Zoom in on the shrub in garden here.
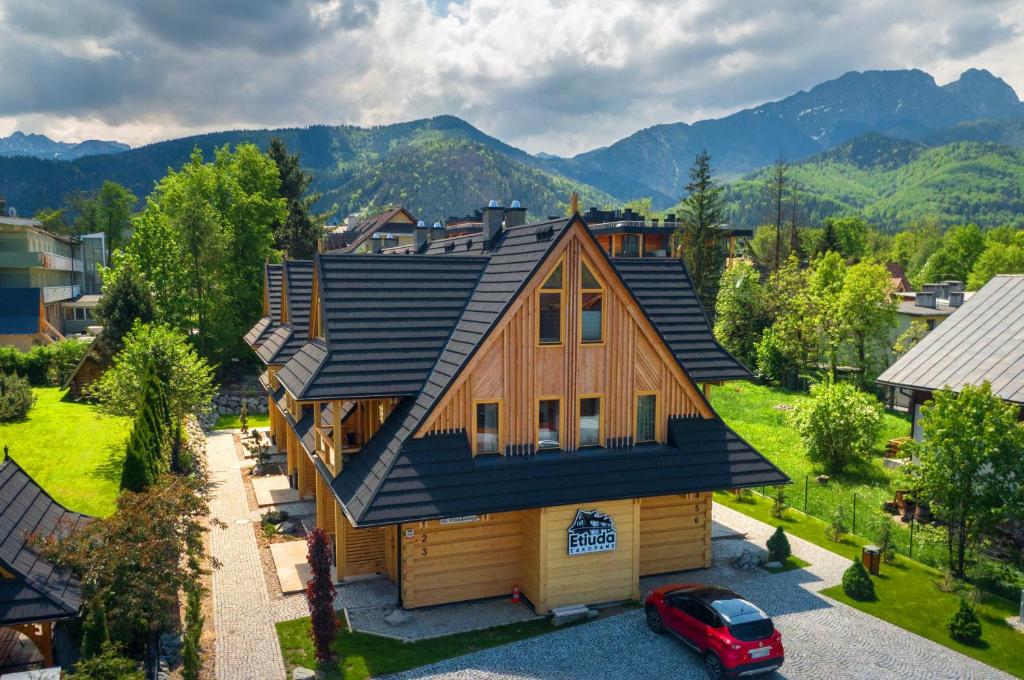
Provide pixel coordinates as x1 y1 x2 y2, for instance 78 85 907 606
877 519 896 564
946 598 982 643
766 526 791 562
0 340 89 386
841 559 876 600
306 527 338 663
770 486 787 519
0 372 35 422
181 584 204 680
80 596 110 659
65 643 143 680
790 380 882 475
826 506 848 542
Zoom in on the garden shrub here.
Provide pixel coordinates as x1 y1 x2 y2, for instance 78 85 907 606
946 598 982 643
65 642 144 680
877 519 896 564
826 506 848 543
0 372 35 422
841 559 876 600
0 340 89 386
790 380 882 475
967 560 1024 602
770 486 787 519
261 510 290 524
766 526 791 562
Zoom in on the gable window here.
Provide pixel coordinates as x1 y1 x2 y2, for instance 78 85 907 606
538 263 563 345
580 262 603 344
475 401 501 454
537 398 561 449
636 393 657 443
579 396 602 447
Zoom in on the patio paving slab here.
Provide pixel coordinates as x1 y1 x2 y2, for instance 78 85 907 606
252 474 300 507
270 539 339 594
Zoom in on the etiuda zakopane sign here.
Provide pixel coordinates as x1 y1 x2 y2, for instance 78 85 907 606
567 508 617 555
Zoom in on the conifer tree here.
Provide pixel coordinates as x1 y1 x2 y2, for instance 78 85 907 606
80 595 110 659
819 219 841 255
95 257 156 354
677 150 726 311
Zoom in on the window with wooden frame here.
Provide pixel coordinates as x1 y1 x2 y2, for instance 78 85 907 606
473 400 502 455
537 397 562 450
636 391 658 443
578 394 603 448
619 234 640 257
537 261 564 345
579 262 604 344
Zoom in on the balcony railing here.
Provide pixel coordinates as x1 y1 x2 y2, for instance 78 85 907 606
0 251 82 271
42 285 80 303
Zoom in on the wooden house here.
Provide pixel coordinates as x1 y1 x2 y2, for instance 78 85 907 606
0 456 86 670
246 211 786 612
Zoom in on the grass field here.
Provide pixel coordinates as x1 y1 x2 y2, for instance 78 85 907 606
0 388 131 516
718 492 1024 678
277 616 570 679
214 412 270 430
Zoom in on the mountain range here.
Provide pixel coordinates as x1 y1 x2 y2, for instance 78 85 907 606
0 131 129 161
1 67 1024 228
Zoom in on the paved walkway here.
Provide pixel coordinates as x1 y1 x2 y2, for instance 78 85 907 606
388 503 1014 680
207 431 287 680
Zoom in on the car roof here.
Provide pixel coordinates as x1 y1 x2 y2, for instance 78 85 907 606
669 586 769 626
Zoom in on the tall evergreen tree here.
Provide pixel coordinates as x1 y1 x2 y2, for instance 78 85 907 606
80 595 110 659
762 154 789 271
819 218 841 255
268 137 326 259
95 256 156 354
677 150 726 311
118 362 172 491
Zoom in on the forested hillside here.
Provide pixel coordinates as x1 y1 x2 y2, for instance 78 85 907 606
724 137 1024 231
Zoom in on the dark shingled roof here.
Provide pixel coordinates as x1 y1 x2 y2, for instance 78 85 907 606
277 254 488 400
335 414 787 526
255 260 313 365
613 258 750 382
878 275 1024 403
244 264 285 348
0 288 41 335
0 457 86 625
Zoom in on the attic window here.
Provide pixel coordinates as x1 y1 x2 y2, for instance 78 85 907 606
580 262 604 344
538 262 564 345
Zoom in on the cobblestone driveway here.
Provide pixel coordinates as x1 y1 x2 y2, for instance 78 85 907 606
388 503 1013 680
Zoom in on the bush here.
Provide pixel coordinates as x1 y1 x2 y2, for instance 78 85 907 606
770 486 787 519
842 559 876 600
826 506 848 543
946 598 982 643
0 340 89 387
755 327 797 386
967 560 1024 602
877 519 896 564
261 510 290 524
0 372 35 422
65 642 144 680
766 526 791 562
790 380 883 475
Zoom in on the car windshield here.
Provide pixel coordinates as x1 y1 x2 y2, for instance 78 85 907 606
728 619 775 641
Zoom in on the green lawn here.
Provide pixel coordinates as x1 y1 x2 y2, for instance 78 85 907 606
764 554 810 574
276 616 570 679
0 388 131 516
214 412 270 430
718 492 1024 678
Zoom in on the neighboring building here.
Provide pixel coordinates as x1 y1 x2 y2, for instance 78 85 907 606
323 207 419 253
886 262 912 293
247 210 784 612
0 215 107 346
0 456 86 671
878 275 1024 439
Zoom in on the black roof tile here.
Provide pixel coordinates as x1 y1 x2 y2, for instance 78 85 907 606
255 260 313 365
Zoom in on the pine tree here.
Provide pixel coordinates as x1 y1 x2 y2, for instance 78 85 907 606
677 150 726 312
305 527 338 663
268 138 326 259
95 257 156 354
819 219 841 255
80 596 110 659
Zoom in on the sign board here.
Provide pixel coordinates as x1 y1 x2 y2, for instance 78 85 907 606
440 515 480 525
567 509 616 556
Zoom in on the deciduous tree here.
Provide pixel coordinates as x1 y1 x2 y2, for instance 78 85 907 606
790 380 882 475
713 260 769 368
836 262 898 385
306 527 338 664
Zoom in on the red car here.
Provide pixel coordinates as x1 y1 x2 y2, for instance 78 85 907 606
645 584 784 679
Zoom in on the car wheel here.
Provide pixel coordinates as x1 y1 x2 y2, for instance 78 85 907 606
645 605 664 634
704 652 725 680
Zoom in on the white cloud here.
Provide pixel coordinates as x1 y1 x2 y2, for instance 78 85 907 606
0 0 1021 155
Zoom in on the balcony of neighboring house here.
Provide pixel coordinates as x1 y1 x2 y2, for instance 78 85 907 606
0 250 82 272
42 285 80 304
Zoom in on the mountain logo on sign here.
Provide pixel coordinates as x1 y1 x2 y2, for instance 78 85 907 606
567 509 616 556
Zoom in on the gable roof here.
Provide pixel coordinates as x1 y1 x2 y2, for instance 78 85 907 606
613 259 751 383
0 288 41 335
878 275 1024 403
276 254 488 399
0 457 86 625
326 207 418 254
266 262 284 320
255 260 313 365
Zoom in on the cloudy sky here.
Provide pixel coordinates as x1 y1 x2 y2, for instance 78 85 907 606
0 0 1022 156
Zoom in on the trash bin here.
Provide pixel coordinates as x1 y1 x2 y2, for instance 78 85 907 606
862 545 881 575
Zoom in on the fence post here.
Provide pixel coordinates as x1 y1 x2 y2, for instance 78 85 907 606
852 493 857 534
804 474 808 514
909 518 914 559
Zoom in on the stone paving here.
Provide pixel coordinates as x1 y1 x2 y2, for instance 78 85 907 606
207 431 287 680
387 503 1015 680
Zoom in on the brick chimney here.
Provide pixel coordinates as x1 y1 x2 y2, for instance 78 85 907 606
482 200 503 243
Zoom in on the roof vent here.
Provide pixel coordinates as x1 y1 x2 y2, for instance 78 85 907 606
916 291 937 309
948 291 965 307
416 220 426 227
488 199 500 208
510 199 521 209
432 221 443 229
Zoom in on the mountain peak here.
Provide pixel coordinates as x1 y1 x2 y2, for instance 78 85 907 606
0 131 129 160
943 68 1022 119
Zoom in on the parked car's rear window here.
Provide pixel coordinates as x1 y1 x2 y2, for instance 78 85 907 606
728 619 774 641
